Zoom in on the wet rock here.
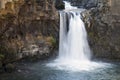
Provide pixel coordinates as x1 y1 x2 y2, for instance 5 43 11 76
5 63 15 73
16 36 56 60
0 62 3 73
55 0 65 10
17 69 22 73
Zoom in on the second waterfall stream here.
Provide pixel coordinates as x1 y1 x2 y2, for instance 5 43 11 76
47 1 110 71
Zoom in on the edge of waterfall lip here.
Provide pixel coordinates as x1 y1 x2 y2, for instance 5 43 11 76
59 9 86 15
62 1 86 13
63 9 86 12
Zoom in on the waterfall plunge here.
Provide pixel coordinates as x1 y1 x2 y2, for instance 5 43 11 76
47 1 110 71
59 11 91 62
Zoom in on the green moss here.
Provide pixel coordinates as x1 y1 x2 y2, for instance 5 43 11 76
50 36 56 46
88 32 94 37
0 54 4 60
45 36 57 49
0 46 6 61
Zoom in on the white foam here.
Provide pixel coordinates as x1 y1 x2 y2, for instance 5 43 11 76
47 60 110 72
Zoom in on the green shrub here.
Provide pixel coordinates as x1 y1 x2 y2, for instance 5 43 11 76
46 36 56 46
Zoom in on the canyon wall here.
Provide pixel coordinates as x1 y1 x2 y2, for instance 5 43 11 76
0 0 58 71
86 0 120 60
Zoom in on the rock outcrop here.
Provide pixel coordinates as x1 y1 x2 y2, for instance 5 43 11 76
81 0 120 60
0 0 58 72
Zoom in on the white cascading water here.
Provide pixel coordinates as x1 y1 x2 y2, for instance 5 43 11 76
59 10 91 62
47 1 110 71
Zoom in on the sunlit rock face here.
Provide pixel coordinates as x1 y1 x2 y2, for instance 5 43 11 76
0 0 21 9
17 0 58 59
0 0 24 15
0 0 59 64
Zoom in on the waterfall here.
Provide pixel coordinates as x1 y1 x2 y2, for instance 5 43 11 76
47 1 110 71
59 10 91 62
58 1 92 61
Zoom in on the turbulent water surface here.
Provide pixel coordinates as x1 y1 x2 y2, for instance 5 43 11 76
0 61 120 80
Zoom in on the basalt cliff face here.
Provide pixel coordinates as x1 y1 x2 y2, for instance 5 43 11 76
0 0 59 71
82 0 120 60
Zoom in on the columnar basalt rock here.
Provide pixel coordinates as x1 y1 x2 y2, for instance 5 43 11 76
65 0 120 60
0 0 24 15
0 0 58 70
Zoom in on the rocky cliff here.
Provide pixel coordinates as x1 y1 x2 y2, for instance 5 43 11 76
0 0 59 72
83 0 120 60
